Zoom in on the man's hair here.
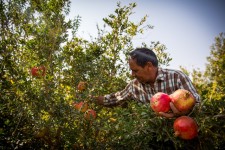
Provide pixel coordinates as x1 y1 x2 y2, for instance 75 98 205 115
129 48 158 67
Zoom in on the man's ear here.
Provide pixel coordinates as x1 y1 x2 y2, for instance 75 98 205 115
146 62 153 68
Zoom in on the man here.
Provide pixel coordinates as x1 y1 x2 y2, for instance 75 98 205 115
92 48 200 118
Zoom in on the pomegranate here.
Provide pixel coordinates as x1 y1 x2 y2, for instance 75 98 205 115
74 102 88 113
77 81 87 91
84 109 97 120
173 116 198 140
150 92 171 113
170 89 196 112
31 66 46 77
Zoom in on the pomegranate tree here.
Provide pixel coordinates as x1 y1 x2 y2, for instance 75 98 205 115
173 116 198 140
150 92 171 113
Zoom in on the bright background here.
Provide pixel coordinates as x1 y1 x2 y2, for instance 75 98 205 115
67 0 225 71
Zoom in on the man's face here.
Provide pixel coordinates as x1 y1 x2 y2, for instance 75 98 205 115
129 58 152 84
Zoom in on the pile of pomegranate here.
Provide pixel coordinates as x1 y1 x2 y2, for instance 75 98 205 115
150 89 198 140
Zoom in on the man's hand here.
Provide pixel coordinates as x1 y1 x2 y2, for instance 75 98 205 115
89 95 104 105
158 102 190 118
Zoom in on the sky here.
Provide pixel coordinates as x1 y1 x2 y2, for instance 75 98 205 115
67 0 225 71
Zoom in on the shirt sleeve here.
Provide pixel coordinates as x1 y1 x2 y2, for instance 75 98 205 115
103 83 132 106
178 71 201 103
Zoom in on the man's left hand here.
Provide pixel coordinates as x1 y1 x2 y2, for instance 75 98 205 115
158 102 189 118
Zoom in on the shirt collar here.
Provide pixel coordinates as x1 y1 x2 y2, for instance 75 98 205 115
156 67 165 81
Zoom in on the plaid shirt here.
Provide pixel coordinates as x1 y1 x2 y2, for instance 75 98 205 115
103 68 200 106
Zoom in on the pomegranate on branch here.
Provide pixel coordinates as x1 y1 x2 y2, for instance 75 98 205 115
31 66 46 77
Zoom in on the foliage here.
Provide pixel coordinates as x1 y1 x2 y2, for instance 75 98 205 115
1 0 225 149
181 32 225 149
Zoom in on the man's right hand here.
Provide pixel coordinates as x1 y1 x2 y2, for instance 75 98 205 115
89 95 104 105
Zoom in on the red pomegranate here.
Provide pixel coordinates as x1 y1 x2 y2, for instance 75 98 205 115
31 66 46 77
84 109 97 120
173 116 198 140
170 89 196 112
74 102 88 113
150 92 171 113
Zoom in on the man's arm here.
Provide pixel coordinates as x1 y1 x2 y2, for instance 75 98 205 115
91 83 133 107
92 95 128 108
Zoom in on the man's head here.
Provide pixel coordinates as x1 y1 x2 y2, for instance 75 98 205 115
129 48 158 84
